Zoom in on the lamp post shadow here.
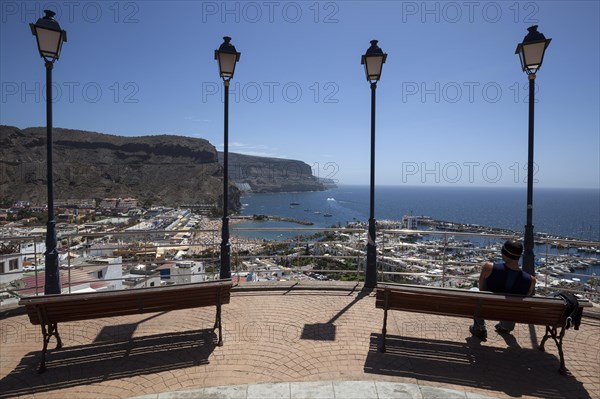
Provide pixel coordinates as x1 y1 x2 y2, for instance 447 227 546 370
301 288 372 341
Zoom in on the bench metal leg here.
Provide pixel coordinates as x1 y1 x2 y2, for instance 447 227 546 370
539 325 551 352
380 307 388 352
380 289 390 353
38 322 62 373
212 286 224 346
539 325 567 375
215 303 223 346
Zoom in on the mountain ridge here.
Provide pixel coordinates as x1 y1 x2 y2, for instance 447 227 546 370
0 125 327 210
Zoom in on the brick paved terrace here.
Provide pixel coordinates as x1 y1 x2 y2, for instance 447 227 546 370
1 282 599 399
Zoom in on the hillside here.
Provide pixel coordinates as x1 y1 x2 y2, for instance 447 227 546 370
218 152 327 193
0 126 328 211
0 126 328 210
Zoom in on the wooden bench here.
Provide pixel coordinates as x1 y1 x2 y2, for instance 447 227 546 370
19 279 232 373
375 283 592 374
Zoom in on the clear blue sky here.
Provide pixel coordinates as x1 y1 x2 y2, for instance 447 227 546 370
1 1 599 189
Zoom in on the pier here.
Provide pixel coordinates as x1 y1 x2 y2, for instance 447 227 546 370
233 214 314 226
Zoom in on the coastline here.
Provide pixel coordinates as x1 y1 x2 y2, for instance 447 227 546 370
239 185 600 241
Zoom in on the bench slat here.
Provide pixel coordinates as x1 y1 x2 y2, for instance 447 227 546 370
19 280 232 305
375 283 589 327
20 280 232 325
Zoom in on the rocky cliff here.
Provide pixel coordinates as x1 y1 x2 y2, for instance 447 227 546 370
0 126 328 210
219 152 326 193
0 125 235 210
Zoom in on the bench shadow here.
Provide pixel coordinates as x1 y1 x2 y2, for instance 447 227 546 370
0 327 218 398
364 333 592 399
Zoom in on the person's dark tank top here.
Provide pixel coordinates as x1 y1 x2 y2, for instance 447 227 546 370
485 261 532 295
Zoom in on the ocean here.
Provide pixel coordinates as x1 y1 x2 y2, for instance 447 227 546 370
238 185 599 242
235 185 600 280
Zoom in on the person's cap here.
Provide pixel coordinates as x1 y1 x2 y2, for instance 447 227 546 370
502 240 523 260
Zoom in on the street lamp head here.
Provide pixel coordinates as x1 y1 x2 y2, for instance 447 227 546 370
214 36 241 81
515 25 551 75
361 40 387 83
30 10 67 63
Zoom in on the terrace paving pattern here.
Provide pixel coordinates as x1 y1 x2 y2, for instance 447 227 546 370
1 282 598 399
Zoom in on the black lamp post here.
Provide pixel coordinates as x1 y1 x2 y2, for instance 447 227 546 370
515 25 551 276
361 40 387 288
215 36 240 279
30 10 67 295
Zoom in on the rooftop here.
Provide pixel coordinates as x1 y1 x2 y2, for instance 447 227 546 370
1 282 599 399
16 268 110 296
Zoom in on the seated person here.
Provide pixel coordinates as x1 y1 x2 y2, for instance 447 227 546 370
470 240 536 340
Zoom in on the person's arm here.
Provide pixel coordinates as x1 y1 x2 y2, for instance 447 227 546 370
478 262 493 291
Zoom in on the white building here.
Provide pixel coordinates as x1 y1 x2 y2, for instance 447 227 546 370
0 252 22 285
160 261 205 284
99 198 119 209
83 256 123 290
122 273 162 289
88 243 116 257
20 241 46 265
402 215 420 230
118 197 138 210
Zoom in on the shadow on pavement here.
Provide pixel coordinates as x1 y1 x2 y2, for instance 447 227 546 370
0 328 217 398
301 289 371 341
364 333 592 399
